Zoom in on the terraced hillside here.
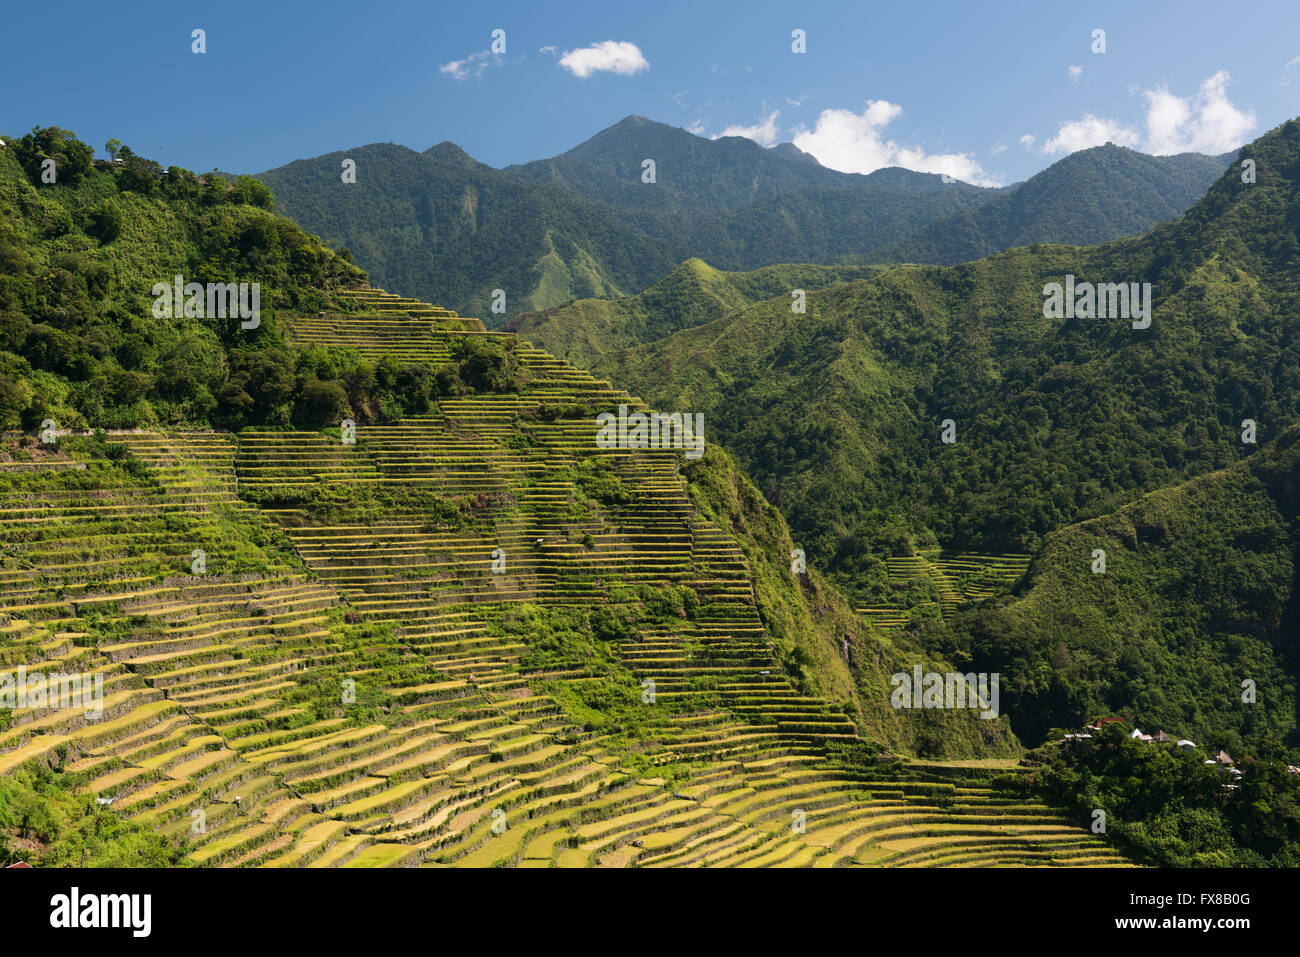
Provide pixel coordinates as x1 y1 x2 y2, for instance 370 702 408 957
858 550 1031 633
0 290 1132 867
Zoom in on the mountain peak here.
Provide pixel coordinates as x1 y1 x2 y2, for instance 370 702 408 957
769 142 821 166
423 141 475 164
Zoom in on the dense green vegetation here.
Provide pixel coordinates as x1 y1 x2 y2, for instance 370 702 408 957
503 114 882 215
508 257 887 366
1019 723 1300 866
0 127 370 431
256 115 1222 323
256 141 676 326
0 130 538 432
0 762 186 867
589 117 1300 755
600 119 1300 581
682 443 1021 757
928 426 1300 748
863 143 1228 265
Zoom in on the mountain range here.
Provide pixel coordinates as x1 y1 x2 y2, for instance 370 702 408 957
5 115 1300 868
570 116 1300 753
255 116 1229 322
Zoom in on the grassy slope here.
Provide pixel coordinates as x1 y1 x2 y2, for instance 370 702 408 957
930 426 1300 748
684 445 1021 757
507 258 889 368
597 118 1300 594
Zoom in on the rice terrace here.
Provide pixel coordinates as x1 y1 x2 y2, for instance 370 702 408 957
1 288 1130 869
3 1 1300 938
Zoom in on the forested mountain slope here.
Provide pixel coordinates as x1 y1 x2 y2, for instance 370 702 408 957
506 258 888 365
254 117 1224 322
599 118 1300 601
863 143 1229 265
6 128 1128 871
256 141 675 327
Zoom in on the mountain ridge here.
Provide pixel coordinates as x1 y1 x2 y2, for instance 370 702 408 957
253 116 1226 321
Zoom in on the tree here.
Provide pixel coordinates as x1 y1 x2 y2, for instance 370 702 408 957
293 377 349 427
83 201 122 243
104 139 123 162
13 127 93 186
233 176 274 211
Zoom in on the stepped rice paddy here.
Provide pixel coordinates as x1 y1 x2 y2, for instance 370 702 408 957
0 289 1132 867
858 550 1031 632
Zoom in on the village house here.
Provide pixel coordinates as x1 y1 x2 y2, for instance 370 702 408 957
1087 717 1126 731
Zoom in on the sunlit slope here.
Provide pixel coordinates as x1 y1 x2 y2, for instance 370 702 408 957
0 291 1130 867
505 258 887 369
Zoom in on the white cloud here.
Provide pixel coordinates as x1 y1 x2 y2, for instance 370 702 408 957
1042 113 1140 154
440 49 498 80
1068 65 1083 81
1287 55 1300 69
1141 87 1192 154
790 100 1001 186
1019 133 1036 149
539 45 557 56
686 119 707 136
557 41 648 78
1039 72 1254 157
671 89 689 109
989 143 1007 156
714 110 782 147
1141 71 1254 154
785 95 808 108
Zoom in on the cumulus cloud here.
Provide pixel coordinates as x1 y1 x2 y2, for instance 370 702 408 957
1142 71 1255 154
440 49 499 80
790 100 1001 186
1040 72 1254 156
1019 133 1036 149
714 110 782 147
557 41 648 78
1068 65 1083 81
1042 113 1140 154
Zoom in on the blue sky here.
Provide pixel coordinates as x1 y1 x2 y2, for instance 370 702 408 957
3 0 1298 184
